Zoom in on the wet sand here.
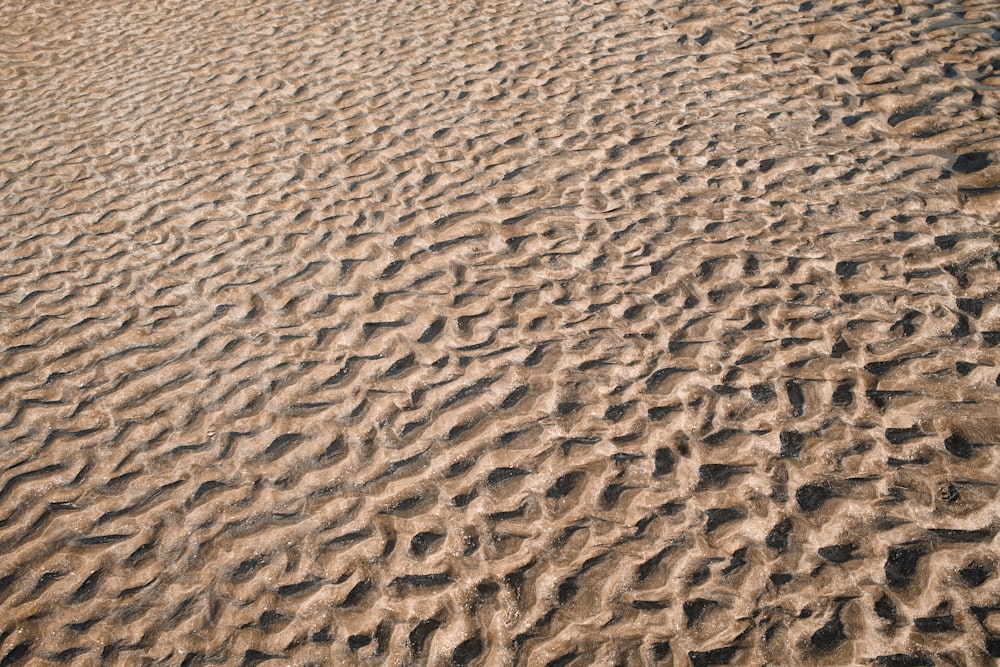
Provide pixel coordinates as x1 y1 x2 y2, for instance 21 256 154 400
1 0 999 664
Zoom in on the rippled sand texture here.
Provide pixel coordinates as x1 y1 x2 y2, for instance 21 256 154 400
2 0 1000 664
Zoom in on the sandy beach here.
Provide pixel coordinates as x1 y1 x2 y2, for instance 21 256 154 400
1 0 999 664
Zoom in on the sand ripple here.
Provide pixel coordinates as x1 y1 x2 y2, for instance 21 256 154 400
1 0 999 664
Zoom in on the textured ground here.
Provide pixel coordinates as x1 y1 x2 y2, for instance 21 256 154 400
2 0 1000 665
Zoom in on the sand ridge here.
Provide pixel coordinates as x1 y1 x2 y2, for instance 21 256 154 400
1 0 999 664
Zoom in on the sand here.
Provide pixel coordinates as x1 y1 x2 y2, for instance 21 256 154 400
1 0 999 664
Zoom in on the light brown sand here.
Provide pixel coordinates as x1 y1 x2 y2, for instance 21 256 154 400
1 0 999 664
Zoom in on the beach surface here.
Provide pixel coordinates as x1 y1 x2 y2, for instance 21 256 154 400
1 0 999 664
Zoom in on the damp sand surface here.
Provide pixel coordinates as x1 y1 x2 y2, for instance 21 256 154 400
1 0 1000 664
